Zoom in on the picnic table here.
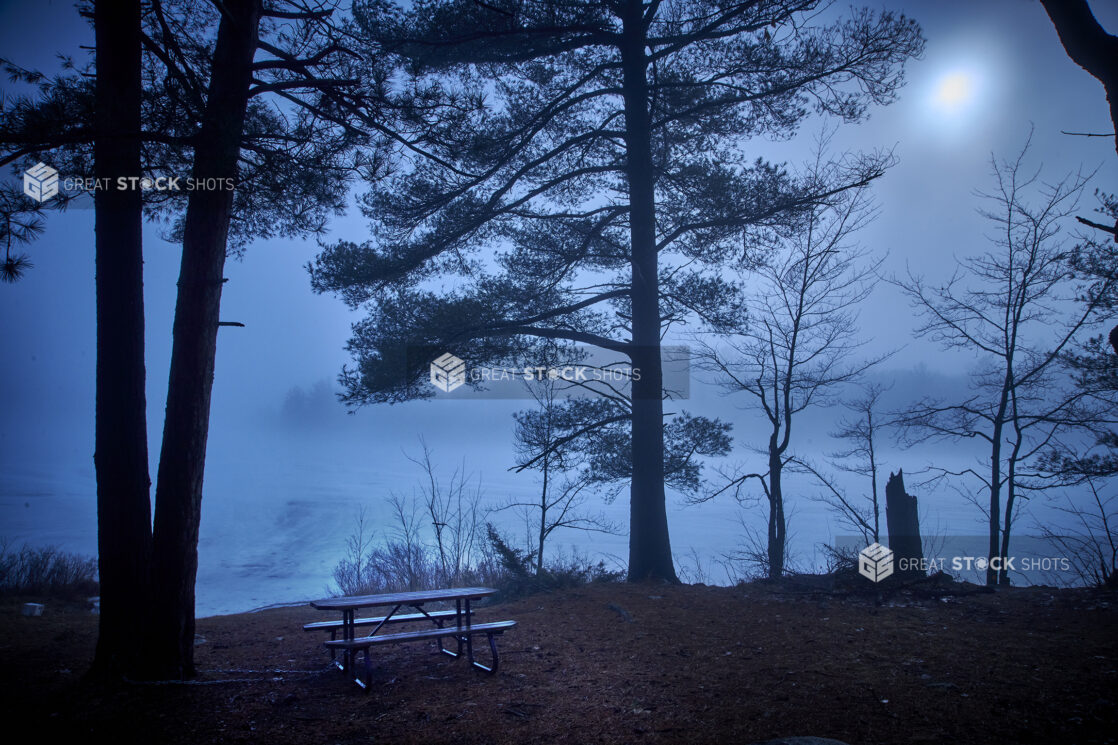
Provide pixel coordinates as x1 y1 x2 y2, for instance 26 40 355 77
307 587 515 689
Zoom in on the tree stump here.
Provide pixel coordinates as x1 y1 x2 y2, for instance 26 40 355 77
885 469 924 578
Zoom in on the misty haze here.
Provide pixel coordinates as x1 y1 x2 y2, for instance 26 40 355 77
1 1 1116 743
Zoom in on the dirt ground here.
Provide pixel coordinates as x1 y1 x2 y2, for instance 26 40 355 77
1 581 1115 745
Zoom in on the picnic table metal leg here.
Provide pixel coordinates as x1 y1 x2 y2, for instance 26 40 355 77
360 647 372 690
464 598 475 664
343 608 356 672
457 598 466 656
470 632 500 674
411 602 455 658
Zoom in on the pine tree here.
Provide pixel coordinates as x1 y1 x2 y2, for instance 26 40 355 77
312 0 923 580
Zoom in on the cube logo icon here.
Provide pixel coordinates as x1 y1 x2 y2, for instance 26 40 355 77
23 162 59 203
858 542 894 582
430 352 466 393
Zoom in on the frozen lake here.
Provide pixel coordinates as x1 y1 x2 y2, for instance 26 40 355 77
1 392 1000 617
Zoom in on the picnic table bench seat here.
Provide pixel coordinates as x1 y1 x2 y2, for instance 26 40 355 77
325 620 517 685
303 609 466 638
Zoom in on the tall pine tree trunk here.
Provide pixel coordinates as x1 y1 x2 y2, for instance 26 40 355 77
91 0 152 678
149 0 261 678
620 0 676 582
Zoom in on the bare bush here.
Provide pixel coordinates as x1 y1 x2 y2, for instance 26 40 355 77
675 547 716 585
406 439 488 585
486 524 623 600
0 541 99 598
331 444 498 596
1037 475 1117 588
330 499 502 597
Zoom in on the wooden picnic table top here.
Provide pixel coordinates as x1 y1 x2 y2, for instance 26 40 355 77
310 587 497 611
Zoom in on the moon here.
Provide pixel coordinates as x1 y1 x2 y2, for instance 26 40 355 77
934 72 974 112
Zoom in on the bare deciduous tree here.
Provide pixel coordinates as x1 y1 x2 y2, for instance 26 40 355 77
695 149 883 579
891 135 1116 586
803 382 891 546
506 377 620 575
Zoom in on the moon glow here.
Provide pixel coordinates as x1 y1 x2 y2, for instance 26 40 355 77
935 72 974 111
